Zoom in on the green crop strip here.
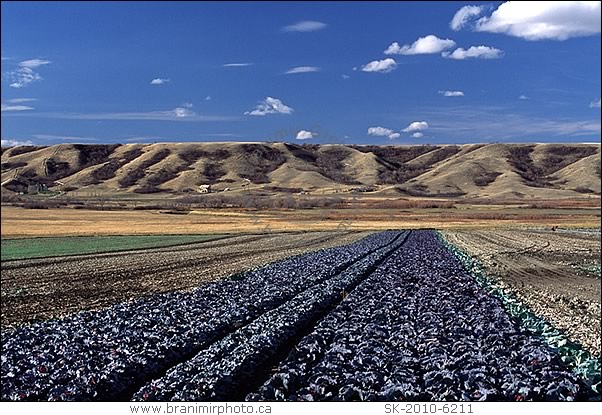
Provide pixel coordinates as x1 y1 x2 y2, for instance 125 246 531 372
437 232 601 399
1 234 227 261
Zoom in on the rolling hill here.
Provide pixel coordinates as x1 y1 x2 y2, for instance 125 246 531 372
1 142 600 199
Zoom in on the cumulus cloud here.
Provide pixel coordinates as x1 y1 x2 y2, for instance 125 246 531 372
205 96 212 101
1 104 34 111
438 90 465 97
1 139 34 147
222 63 253 67
3 58 51 88
361 58 397 73
458 1 601 40
411 132 424 138
590 98 601 108
519 95 529 100
282 20 327 32
150 78 170 85
296 130 317 140
450 5 485 31
402 121 429 133
367 126 399 140
442 46 504 60
244 97 294 116
172 107 195 118
342 74 350 79
384 35 456 55
285 66 320 74
182 102 194 108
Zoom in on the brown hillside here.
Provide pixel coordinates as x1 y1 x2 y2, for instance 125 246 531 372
1 142 600 199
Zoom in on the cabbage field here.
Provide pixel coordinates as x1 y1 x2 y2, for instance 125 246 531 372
1 230 599 401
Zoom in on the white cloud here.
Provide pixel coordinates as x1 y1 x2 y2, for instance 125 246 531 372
172 107 195 118
282 20 327 32
342 74 350 79
519 95 529 100
1 139 34 147
18 59 51 68
450 5 485 31
590 98 601 108
442 46 504 60
205 95 212 101
182 102 194 108
3 58 50 88
411 132 424 138
438 90 465 97
367 126 400 140
32 134 99 142
296 130 317 140
244 97 293 116
384 35 456 55
150 78 170 85
361 58 397 73
5 109 237 122
6 98 37 103
285 66 320 74
1 104 34 111
402 121 429 133
473 1 601 41
222 63 253 67
408 105 601 140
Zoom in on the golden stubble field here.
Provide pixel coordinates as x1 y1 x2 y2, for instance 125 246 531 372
1 205 600 237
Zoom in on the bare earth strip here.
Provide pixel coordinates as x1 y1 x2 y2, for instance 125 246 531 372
1 206 600 238
443 228 601 357
0 231 369 328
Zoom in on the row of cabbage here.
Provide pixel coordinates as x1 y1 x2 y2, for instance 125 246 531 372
131 231 409 401
249 231 593 401
1 231 405 401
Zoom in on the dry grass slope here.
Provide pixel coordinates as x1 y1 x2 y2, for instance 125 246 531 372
1 142 600 199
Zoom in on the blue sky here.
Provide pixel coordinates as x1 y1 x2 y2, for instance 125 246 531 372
1 1 600 146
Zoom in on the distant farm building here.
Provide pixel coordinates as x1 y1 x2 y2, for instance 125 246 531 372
198 184 212 193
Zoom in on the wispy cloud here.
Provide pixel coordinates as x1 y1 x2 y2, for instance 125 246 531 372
454 1 601 41
244 97 293 116
6 98 37 103
341 74 350 80
450 5 486 31
19 59 51 68
205 96 212 101
384 35 455 55
2 58 51 88
3 107 239 122
150 78 170 85
361 58 397 73
590 98 601 109
284 66 320 74
1 139 34 147
222 63 253 67
438 90 465 97
32 134 100 142
282 20 327 32
519 95 529 100
367 126 400 140
296 130 317 140
1 104 34 111
409 105 601 140
442 46 504 60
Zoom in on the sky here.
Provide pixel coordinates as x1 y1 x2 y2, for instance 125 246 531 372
1 1 601 146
